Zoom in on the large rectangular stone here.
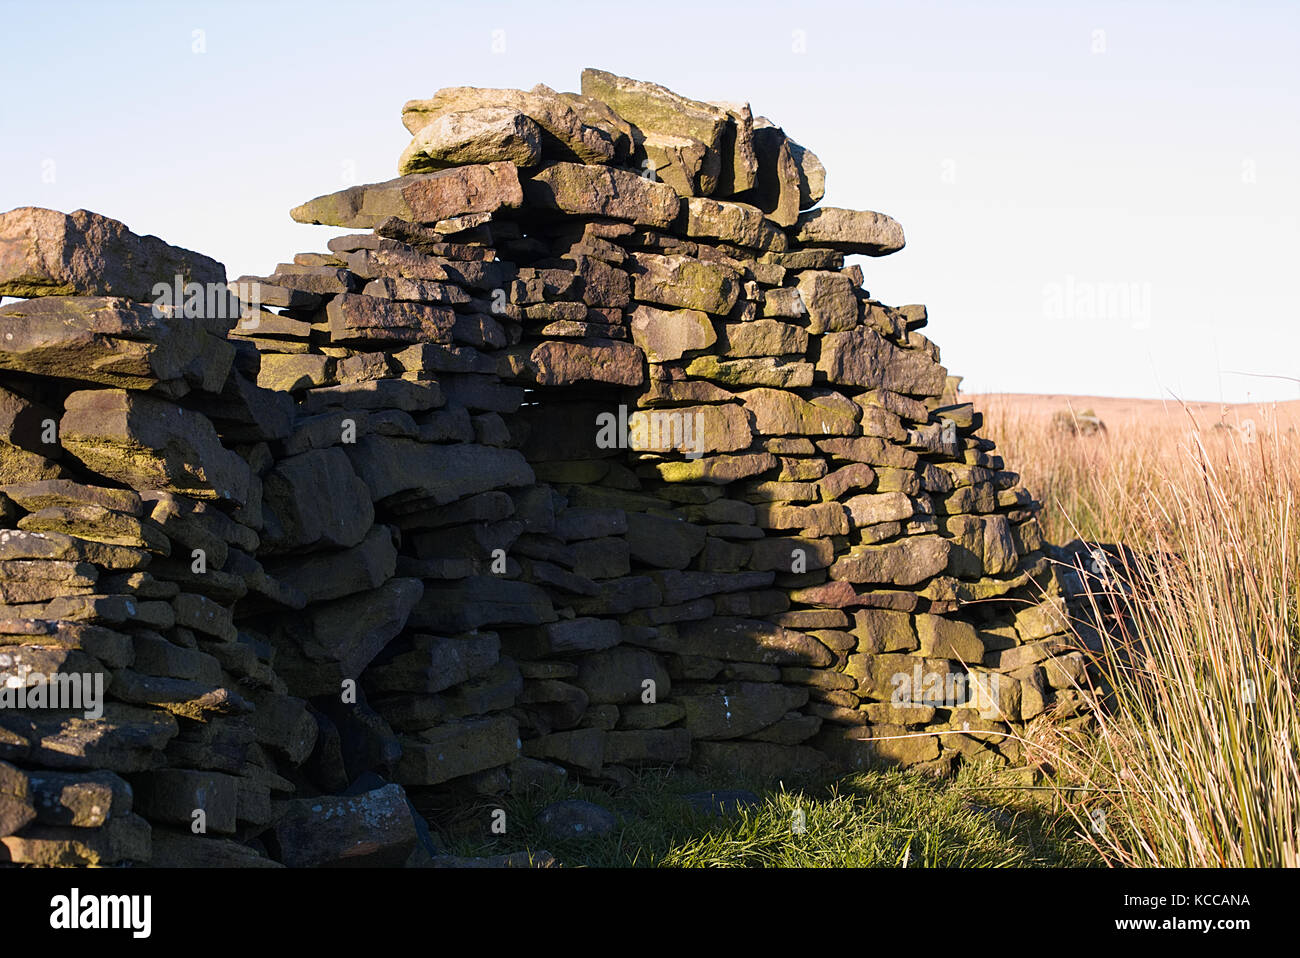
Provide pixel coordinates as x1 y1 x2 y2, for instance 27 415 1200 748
397 715 520 785
0 207 225 301
291 164 523 228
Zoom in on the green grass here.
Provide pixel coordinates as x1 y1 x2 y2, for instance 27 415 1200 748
434 762 1102 868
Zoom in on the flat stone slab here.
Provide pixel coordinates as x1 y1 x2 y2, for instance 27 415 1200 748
536 799 618 839
0 207 225 301
792 207 905 256
291 163 523 228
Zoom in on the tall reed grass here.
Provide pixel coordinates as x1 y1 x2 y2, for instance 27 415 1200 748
978 396 1300 867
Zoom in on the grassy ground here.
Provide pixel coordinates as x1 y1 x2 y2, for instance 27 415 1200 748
438 762 1100 868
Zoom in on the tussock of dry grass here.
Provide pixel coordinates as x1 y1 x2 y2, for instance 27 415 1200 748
978 396 1300 867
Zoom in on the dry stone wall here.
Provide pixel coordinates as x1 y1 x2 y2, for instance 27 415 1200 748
0 69 1087 867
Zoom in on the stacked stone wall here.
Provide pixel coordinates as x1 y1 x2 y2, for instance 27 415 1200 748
0 70 1086 866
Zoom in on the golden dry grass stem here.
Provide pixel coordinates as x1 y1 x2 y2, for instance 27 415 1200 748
975 394 1300 867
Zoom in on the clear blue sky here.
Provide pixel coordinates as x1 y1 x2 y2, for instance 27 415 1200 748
2 0 1296 402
